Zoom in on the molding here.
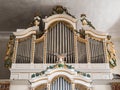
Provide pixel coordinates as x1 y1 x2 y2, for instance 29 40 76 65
43 14 77 30
13 26 39 39
30 68 92 88
10 63 110 73
92 79 120 85
43 14 77 23
85 30 107 39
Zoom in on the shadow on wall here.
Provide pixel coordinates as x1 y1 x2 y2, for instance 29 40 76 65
106 17 120 38
0 39 10 79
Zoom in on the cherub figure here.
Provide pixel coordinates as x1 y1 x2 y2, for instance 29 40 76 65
33 15 41 26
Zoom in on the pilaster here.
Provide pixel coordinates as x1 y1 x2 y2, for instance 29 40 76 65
43 31 47 63
12 39 18 63
103 39 108 63
86 34 91 63
74 31 78 63
30 34 36 63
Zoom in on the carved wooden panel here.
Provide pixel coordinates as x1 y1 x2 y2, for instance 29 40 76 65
0 82 10 90
111 82 120 90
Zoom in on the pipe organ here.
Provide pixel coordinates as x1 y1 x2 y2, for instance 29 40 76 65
5 6 116 90
13 20 107 64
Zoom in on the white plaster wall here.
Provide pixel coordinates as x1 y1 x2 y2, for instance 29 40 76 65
10 80 30 90
10 85 30 90
93 85 111 90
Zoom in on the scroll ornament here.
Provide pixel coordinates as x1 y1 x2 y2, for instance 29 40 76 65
51 5 75 18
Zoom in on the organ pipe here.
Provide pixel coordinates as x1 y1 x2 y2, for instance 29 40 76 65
51 77 71 90
89 38 105 63
77 40 87 63
34 41 44 63
46 21 75 63
16 37 31 63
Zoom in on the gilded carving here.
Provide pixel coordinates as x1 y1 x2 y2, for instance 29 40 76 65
4 35 15 68
106 35 117 68
51 5 75 18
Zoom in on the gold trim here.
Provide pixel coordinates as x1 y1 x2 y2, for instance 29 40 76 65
75 84 88 90
47 20 74 32
0 82 10 84
88 34 105 41
32 77 48 83
74 77 91 83
86 30 106 36
35 84 47 90
18 35 32 42
77 36 87 43
35 35 44 43
51 75 72 83
48 69 74 75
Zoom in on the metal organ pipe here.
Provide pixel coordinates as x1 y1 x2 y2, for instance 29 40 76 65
95 40 99 63
34 41 44 63
53 26 55 63
49 28 52 63
46 21 75 63
77 40 87 63
59 22 61 54
69 30 71 63
16 37 31 63
101 41 105 63
92 39 95 63
52 27 54 63
68 27 70 63
89 38 105 63
100 41 103 62
51 77 72 90
96 40 99 63
95 39 97 62
57 22 59 61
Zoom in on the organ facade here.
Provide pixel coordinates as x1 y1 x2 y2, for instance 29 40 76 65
4 6 117 90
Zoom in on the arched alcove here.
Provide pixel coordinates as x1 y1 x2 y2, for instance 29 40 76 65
50 76 72 90
75 84 88 90
35 84 47 90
